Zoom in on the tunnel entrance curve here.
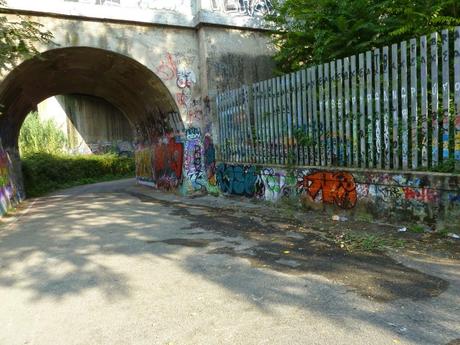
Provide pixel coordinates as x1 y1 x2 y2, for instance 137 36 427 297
0 46 189 197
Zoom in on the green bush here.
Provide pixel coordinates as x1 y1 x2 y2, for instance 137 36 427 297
22 153 135 197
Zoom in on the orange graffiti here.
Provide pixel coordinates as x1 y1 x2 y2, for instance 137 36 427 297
298 172 357 209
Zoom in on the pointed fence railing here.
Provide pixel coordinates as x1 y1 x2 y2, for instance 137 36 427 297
217 27 460 172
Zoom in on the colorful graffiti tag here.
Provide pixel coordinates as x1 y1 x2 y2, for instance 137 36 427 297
210 0 274 17
204 134 216 184
153 136 184 190
256 168 296 201
403 187 439 203
216 163 258 197
0 141 20 216
135 135 184 190
183 128 207 192
155 52 202 123
135 146 154 185
297 171 358 209
134 137 458 223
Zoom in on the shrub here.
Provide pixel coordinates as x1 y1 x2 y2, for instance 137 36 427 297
22 153 135 197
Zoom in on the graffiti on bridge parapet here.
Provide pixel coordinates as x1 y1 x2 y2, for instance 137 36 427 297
210 0 274 17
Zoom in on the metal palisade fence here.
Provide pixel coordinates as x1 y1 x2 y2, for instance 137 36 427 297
216 27 460 172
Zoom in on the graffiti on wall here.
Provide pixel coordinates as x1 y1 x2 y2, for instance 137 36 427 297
209 0 274 17
135 146 154 185
357 172 441 210
0 141 20 216
155 52 202 123
213 164 456 219
403 187 439 203
216 164 357 208
216 163 258 197
64 0 192 12
204 134 218 194
297 171 358 209
84 141 135 156
135 135 184 190
152 136 184 190
255 168 296 201
182 128 207 192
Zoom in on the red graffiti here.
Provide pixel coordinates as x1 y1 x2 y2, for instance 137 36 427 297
298 172 357 209
153 136 184 189
403 187 438 203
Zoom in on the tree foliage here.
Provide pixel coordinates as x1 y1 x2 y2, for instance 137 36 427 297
266 0 460 73
0 0 52 71
19 112 68 156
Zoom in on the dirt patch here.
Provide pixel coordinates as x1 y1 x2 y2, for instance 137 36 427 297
132 192 449 302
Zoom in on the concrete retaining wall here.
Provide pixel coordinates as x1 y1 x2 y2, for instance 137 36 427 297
37 95 135 155
210 163 460 230
133 128 459 229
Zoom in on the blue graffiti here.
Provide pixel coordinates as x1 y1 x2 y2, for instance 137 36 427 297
216 164 257 197
448 193 460 203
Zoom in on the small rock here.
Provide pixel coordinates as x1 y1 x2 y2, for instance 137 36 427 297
398 227 407 232
448 233 460 239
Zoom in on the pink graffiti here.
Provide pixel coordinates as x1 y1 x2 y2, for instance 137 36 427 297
156 53 177 81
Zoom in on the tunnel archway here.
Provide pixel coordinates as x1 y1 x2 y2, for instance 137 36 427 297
0 46 183 150
0 46 187 198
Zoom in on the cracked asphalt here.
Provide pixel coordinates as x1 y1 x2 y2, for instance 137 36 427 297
0 179 458 345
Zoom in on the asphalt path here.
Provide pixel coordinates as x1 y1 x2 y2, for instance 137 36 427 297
0 179 458 345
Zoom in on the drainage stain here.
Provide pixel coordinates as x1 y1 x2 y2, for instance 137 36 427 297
132 191 449 302
146 238 211 248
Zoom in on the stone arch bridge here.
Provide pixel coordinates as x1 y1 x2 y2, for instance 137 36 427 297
0 0 275 205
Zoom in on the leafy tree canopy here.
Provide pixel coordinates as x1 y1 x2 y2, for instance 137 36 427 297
266 0 460 73
0 0 52 71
